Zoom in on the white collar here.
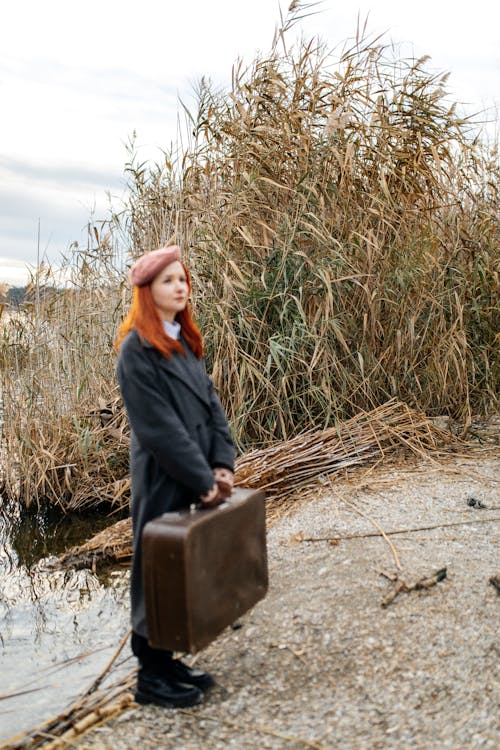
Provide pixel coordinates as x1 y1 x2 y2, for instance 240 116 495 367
163 319 181 340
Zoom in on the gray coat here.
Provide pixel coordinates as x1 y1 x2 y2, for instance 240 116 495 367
116 329 235 637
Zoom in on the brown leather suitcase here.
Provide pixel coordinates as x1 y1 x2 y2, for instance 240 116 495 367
142 487 268 653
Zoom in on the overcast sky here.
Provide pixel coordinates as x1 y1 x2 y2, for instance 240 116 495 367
1 0 498 284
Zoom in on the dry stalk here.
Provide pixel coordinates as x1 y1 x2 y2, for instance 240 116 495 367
292 516 500 544
345 500 403 570
80 628 132 699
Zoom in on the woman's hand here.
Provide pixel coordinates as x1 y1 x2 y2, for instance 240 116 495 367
199 482 222 507
213 468 234 499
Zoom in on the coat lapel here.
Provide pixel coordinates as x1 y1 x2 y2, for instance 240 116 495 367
153 339 211 409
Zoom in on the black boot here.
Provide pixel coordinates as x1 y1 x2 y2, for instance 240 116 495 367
135 667 202 708
132 632 214 693
131 631 172 671
165 658 215 692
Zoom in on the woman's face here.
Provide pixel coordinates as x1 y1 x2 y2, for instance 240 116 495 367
150 260 189 322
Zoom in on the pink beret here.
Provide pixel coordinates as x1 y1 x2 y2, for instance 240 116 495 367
129 245 182 286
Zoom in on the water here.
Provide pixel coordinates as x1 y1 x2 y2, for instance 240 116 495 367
0 499 131 743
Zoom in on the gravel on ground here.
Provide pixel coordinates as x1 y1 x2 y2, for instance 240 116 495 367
76 452 499 750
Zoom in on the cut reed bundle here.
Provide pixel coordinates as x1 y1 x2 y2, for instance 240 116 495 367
57 399 462 570
234 399 449 497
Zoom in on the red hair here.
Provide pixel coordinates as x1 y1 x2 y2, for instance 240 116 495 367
114 262 203 359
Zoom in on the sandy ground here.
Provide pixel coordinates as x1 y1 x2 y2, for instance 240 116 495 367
70 451 499 750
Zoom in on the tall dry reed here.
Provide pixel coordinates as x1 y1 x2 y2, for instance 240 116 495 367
0 228 129 509
126 18 498 447
0 3 498 509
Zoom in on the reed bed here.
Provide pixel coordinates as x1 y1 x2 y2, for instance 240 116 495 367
0 2 498 511
56 399 462 571
183 50 499 446
0 250 130 510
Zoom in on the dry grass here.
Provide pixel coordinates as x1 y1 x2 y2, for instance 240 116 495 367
0 3 498 511
127 9 499 449
0 252 130 510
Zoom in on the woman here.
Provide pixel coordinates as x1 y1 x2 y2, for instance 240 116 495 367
115 244 235 708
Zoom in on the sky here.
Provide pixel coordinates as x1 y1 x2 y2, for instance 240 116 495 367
1 0 498 285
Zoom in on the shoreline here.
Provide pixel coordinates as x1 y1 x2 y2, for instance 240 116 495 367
69 451 500 749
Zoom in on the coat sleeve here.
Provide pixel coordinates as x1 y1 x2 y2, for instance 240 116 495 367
117 344 215 496
202 361 236 472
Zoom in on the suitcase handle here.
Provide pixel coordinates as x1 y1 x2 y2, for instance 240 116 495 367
191 500 229 513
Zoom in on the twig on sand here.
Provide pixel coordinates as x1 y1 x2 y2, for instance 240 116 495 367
293 516 500 545
380 568 448 607
270 641 309 665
